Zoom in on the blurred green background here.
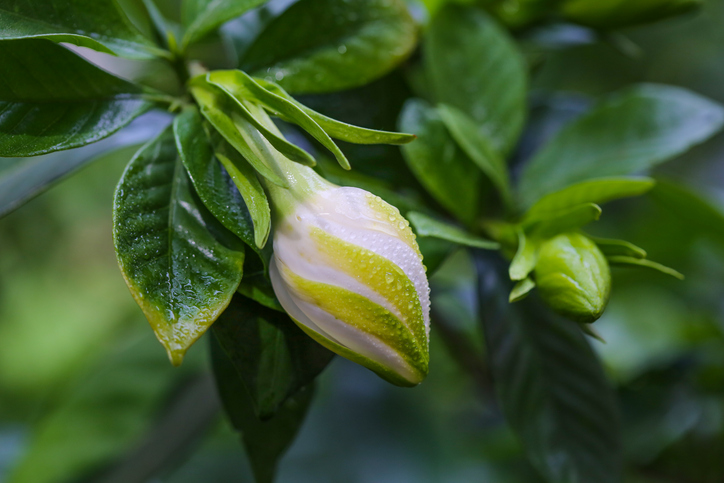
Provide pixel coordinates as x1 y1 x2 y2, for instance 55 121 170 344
3 0 724 482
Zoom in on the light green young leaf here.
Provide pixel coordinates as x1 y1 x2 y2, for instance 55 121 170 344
526 203 602 238
255 78 417 145
206 77 317 167
525 177 655 221
214 142 272 249
509 231 539 281
438 103 513 209
113 127 245 365
607 256 684 280
509 277 535 303
407 211 499 250
173 106 268 250
209 70 350 169
242 0 417 94
425 5 527 154
0 39 153 157
0 0 168 59
520 84 724 207
398 99 483 226
191 83 287 187
590 237 647 259
181 0 268 49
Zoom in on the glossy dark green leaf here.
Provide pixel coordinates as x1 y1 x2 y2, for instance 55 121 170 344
211 334 315 483
0 0 167 58
476 254 622 483
181 0 268 49
190 82 288 187
591 237 647 259
607 256 684 280
398 99 483 226
562 0 702 30
173 106 268 251
438 103 513 208
113 127 245 365
519 84 724 207
9 330 205 483
212 294 333 419
526 203 602 238
407 211 499 250
238 274 283 312
425 5 527 154
242 0 417 94
0 39 153 157
255 77 417 145
525 177 655 222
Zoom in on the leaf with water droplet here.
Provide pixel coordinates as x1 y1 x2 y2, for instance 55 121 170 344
241 0 417 94
113 127 245 365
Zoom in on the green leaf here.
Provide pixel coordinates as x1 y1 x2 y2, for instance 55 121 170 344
648 179 724 247
204 74 318 168
181 0 268 49
398 99 483 226
255 77 417 145
0 0 167 59
238 274 284 312
438 103 513 209
113 127 245 365
211 334 315 483
8 330 205 483
509 230 539 281
562 0 702 30
509 277 535 303
525 177 655 221
590 237 647 259
607 256 684 280
525 203 602 238
212 294 333 419
425 5 527 154
173 106 270 250
242 0 417 94
210 70 352 169
519 84 724 207
214 141 272 249
190 82 288 187
477 255 622 483
407 211 499 250
0 39 153 157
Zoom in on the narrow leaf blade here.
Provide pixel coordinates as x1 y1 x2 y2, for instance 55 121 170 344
408 211 499 250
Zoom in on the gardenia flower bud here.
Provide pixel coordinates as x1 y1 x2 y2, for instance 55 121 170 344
534 232 611 323
267 170 430 387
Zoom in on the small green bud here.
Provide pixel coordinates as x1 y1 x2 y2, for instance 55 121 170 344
534 233 611 323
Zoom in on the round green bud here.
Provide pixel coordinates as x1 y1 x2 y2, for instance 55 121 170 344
534 233 611 323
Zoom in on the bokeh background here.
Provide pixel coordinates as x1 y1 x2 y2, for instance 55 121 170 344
2 0 724 481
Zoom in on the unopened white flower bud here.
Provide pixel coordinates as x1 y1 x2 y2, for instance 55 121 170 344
268 173 430 386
